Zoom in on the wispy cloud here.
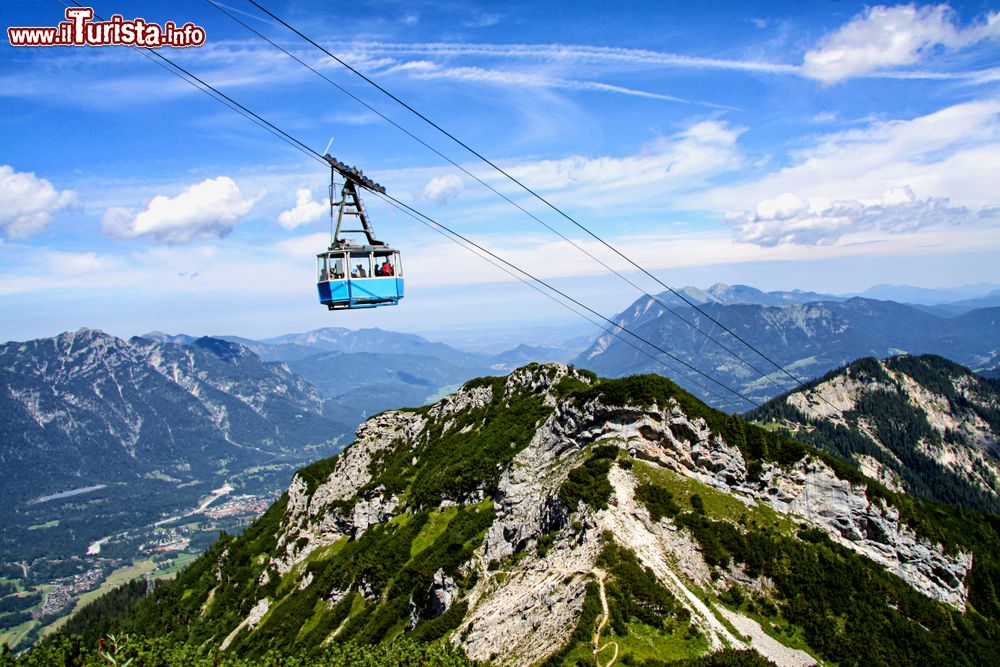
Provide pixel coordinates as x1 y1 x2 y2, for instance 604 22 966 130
383 61 738 109
347 37 1000 84
694 99 1000 212
360 41 799 74
497 120 746 209
4 25 994 117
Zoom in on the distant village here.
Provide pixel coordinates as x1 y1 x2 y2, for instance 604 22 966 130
23 492 277 623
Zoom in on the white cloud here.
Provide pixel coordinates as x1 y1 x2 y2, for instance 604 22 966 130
502 120 744 208
803 4 1000 83
423 175 464 204
47 251 121 276
465 14 500 28
102 177 262 243
278 188 328 230
0 165 76 238
726 186 976 246
695 100 1000 213
373 119 744 219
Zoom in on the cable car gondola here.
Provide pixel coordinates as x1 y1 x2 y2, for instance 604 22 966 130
316 155 403 310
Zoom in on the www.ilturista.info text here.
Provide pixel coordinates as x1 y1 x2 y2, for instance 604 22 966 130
8 7 206 48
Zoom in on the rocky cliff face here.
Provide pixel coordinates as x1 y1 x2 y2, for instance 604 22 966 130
148 363 1000 667
750 354 1000 514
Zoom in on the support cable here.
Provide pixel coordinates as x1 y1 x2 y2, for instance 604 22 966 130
206 0 792 399
376 195 742 410
60 0 772 409
245 0 842 409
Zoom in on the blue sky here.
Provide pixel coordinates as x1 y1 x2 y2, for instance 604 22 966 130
2 1 999 343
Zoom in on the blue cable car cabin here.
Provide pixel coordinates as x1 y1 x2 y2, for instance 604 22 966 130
317 247 403 310
315 154 404 311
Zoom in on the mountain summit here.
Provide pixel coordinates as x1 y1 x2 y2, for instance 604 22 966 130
89 363 1000 666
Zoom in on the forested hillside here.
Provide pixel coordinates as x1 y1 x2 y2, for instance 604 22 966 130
748 355 1000 513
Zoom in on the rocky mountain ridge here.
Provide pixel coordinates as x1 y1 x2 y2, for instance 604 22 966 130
0 328 346 559
103 363 1000 666
749 354 1000 514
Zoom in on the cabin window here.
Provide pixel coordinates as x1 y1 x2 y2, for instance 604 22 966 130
373 252 399 277
317 255 346 281
349 252 372 278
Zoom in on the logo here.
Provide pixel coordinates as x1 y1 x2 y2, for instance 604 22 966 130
8 7 206 48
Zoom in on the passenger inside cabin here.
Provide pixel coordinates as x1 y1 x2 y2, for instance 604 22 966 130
381 259 393 276
352 264 367 278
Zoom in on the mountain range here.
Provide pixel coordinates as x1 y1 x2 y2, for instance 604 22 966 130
144 327 574 428
676 282 1000 313
0 329 346 561
54 362 1000 666
5 282 1000 658
576 295 1000 408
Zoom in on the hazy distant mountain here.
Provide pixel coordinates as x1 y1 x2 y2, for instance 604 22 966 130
415 321 597 355
677 282 841 306
286 350 485 424
945 289 1000 311
0 329 346 559
149 327 496 368
849 283 1000 305
671 283 1000 314
489 343 571 371
262 327 488 368
215 335 320 363
575 294 1000 409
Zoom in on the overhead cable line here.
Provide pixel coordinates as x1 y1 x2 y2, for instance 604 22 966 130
376 196 742 410
60 0 326 168
206 0 793 400
61 0 759 409
244 0 831 404
370 190 761 408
